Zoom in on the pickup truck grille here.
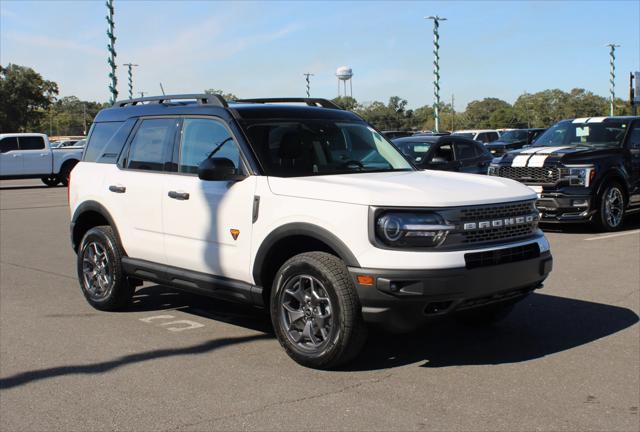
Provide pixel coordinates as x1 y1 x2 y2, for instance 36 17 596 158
497 166 559 184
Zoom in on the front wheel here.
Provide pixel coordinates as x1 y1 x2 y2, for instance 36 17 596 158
271 252 367 369
77 226 134 311
41 176 60 187
595 182 626 231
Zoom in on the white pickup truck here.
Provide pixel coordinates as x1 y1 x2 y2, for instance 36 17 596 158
0 133 83 186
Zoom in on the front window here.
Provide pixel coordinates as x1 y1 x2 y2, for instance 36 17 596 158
498 130 528 142
534 120 628 148
242 120 413 177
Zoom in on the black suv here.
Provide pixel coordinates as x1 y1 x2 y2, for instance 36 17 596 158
489 117 640 230
393 135 492 174
485 128 546 157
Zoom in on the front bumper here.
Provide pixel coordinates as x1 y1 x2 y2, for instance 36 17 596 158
536 192 596 223
348 250 552 332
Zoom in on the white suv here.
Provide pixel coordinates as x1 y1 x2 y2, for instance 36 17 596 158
69 95 553 369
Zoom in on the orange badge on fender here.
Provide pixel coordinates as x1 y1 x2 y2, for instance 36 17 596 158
230 229 240 240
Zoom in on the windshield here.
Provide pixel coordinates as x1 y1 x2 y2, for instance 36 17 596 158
535 120 628 148
498 130 528 142
452 133 474 139
242 120 413 177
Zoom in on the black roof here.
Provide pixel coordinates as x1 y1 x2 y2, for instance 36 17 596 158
94 95 362 123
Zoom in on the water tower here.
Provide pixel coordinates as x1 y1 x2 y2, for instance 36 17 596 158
336 66 353 97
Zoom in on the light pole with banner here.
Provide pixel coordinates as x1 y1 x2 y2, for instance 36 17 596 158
426 15 447 132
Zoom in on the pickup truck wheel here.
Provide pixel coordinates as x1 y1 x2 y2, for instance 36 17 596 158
41 176 60 187
455 302 516 326
58 161 77 186
77 226 133 311
595 182 626 231
271 252 367 369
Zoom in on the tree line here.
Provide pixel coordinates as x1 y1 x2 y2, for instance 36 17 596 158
0 63 635 135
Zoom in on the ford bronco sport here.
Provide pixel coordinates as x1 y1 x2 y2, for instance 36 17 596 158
69 94 553 369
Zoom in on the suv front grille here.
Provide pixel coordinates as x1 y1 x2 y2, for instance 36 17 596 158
497 166 559 184
460 201 534 220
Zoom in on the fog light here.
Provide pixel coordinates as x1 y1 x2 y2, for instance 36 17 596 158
572 200 588 207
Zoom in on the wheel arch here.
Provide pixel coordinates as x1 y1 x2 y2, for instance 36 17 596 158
71 201 124 253
595 168 629 205
252 223 360 305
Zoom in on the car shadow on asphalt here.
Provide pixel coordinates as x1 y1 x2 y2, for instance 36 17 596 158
125 286 640 372
342 292 639 371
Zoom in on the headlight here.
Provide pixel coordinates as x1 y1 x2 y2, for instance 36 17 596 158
561 165 595 187
487 164 499 176
375 212 453 248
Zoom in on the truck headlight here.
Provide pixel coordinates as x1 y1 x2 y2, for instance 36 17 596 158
487 165 499 176
375 212 453 248
562 165 595 187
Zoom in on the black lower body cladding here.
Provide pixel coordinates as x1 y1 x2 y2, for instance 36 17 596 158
536 192 595 222
348 250 552 333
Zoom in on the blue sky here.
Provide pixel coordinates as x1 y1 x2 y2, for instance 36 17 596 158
1 1 638 109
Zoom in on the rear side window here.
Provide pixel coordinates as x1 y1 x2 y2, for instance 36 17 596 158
18 136 45 150
454 142 477 160
84 121 126 163
0 137 19 153
126 118 177 171
487 132 499 142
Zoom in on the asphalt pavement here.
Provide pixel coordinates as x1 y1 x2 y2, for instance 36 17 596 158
1 179 638 431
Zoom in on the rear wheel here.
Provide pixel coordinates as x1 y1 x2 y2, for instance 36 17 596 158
77 226 134 311
271 252 367 369
595 182 626 231
41 176 60 187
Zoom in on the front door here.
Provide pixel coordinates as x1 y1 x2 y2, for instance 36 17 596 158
162 117 256 283
19 136 52 175
0 136 22 176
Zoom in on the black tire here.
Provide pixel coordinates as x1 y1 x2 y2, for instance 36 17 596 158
455 302 516 326
58 160 78 187
594 182 626 232
77 225 133 311
41 176 60 187
270 252 367 369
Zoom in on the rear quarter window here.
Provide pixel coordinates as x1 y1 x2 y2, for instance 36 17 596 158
84 121 130 163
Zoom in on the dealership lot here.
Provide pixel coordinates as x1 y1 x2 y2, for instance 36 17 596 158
0 180 638 431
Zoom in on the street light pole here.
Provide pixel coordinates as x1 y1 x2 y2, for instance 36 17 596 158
106 0 117 104
606 43 620 116
426 15 447 133
123 63 139 99
303 73 314 97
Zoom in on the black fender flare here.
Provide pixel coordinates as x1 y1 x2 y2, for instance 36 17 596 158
70 200 123 252
252 222 360 286
594 167 630 202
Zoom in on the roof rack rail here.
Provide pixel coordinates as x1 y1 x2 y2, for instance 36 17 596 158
234 98 343 110
114 94 228 108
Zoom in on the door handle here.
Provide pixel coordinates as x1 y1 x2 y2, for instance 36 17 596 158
109 185 126 193
168 190 190 200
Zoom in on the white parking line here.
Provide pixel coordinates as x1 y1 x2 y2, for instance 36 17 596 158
584 230 640 241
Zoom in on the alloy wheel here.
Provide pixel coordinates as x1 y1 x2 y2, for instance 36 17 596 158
604 187 624 228
82 241 113 300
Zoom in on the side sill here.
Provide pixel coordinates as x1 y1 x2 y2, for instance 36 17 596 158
121 257 263 307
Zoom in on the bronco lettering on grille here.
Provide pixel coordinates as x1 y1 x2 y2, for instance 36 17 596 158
463 214 536 231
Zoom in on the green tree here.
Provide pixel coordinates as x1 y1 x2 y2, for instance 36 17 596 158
0 64 59 133
331 96 359 111
39 96 108 136
461 98 517 129
204 89 238 101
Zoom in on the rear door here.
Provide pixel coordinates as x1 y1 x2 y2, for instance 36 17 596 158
162 117 256 282
19 136 52 175
0 136 21 176
105 117 179 264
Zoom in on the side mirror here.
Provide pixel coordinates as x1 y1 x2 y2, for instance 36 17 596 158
198 158 246 181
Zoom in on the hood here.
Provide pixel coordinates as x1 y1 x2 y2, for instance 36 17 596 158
496 145 611 166
267 170 536 207
486 139 525 149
